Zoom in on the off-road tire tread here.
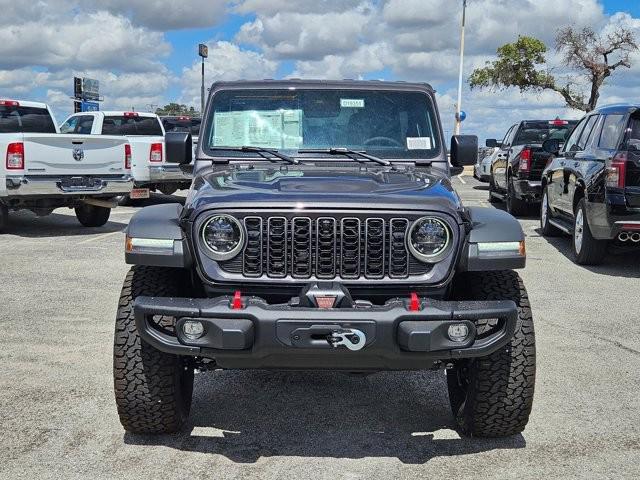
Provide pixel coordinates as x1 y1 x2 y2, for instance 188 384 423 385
449 270 536 437
573 199 607 265
113 266 193 434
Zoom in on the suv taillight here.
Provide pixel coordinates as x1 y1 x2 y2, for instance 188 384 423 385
149 143 162 163
124 144 132 169
519 148 532 173
6 142 24 170
607 152 627 188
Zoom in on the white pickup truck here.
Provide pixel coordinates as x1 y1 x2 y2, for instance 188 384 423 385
0 99 133 232
61 111 192 197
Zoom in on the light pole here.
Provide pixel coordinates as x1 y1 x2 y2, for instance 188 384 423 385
198 43 208 115
454 0 467 135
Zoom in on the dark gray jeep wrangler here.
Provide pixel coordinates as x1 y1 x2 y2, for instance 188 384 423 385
114 80 535 438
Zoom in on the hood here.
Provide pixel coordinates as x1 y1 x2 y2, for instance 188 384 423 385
186 164 462 213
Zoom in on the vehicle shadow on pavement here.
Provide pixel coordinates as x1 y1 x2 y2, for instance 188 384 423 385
124 370 526 463
534 228 640 278
2 211 127 238
119 192 186 208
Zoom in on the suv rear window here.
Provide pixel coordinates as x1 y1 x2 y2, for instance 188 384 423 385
0 106 56 134
102 116 163 136
512 121 578 146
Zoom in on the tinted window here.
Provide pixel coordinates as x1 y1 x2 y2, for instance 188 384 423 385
626 116 640 151
61 115 94 134
577 115 599 150
206 89 441 159
161 117 201 136
0 106 56 133
102 116 163 136
599 114 626 150
564 118 587 152
501 126 515 146
513 121 577 146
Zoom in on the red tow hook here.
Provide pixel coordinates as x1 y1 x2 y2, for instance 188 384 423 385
231 290 244 310
408 292 421 311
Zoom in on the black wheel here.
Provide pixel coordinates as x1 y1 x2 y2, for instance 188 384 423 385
113 266 194 434
572 198 607 265
0 204 8 233
158 184 178 196
74 204 111 227
539 186 561 237
448 270 536 437
506 177 528 217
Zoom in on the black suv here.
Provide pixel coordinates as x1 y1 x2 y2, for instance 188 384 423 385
114 80 535 438
487 120 577 216
540 104 640 264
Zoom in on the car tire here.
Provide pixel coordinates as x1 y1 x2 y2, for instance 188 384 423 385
158 184 178 196
113 266 194 434
539 186 561 237
0 204 8 233
75 204 111 227
447 270 536 438
488 177 500 203
506 177 528 217
572 198 607 265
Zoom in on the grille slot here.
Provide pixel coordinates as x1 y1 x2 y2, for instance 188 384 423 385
340 218 361 279
243 217 263 277
389 218 410 278
267 217 287 278
291 217 312 278
365 218 385 278
316 217 337 279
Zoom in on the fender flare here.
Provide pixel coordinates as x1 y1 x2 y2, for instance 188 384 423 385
125 203 192 268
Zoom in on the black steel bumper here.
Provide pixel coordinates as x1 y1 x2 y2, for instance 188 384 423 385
134 294 518 371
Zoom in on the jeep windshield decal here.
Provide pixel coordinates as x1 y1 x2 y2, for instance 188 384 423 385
204 89 441 160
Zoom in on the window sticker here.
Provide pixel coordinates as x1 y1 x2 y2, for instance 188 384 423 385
406 136 432 150
340 98 365 108
212 109 303 149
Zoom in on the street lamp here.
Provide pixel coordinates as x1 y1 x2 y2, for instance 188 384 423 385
198 43 208 115
454 0 467 136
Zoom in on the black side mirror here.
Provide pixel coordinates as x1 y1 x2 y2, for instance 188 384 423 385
542 138 562 154
451 135 478 167
165 132 193 165
485 138 498 148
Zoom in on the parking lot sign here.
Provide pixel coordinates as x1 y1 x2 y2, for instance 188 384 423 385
81 101 99 112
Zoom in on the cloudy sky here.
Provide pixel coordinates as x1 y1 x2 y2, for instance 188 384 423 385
1 0 639 141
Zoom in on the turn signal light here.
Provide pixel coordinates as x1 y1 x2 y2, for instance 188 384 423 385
124 144 132 169
6 142 24 170
149 143 163 163
519 148 532 173
607 152 627 188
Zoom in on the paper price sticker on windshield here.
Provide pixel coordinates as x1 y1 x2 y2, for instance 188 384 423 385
340 98 365 108
406 137 432 150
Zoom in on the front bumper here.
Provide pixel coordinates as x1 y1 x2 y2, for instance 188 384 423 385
513 179 542 202
5 175 133 198
134 294 518 370
148 164 192 184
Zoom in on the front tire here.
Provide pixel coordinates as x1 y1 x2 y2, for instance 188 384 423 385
448 270 536 437
488 176 500 203
75 204 111 227
0 205 8 233
540 186 561 237
113 266 194 434
572 199 607 265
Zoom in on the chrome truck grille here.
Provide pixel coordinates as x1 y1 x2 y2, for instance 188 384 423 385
219 214 432 280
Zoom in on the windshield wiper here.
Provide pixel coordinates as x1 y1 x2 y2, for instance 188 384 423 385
209 146 299 164
298 147 391 166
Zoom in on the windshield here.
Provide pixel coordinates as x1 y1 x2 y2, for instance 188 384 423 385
513 121 578 146
204 89 441 159
0 106 56 134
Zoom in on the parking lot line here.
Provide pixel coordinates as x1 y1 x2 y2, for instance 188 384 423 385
456 175 467 184
75 230 124 245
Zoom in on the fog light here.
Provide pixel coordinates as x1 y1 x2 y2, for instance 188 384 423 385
447 323 469 343
183 320 204 339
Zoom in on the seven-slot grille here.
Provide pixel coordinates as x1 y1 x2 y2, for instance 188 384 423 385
223 214 434 280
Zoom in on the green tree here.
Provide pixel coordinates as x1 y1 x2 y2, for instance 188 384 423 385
155 103 198 117
469 26 638 112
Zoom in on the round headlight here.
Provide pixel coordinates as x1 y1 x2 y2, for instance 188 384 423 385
408 217 451 262
201 215 245 260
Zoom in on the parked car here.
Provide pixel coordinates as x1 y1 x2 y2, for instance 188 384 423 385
114 79 535 438
474 145 498 182
61 111 191 197
0 99 133 231
540 104 640 265
160 115 201 144
488 119 578 215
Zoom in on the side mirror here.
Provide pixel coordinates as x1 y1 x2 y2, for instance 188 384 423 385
542 138 562 155
450 135 478 167
165 132 193 165
485 138 498 148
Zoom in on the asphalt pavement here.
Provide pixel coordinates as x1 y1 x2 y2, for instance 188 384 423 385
1 177 639 480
